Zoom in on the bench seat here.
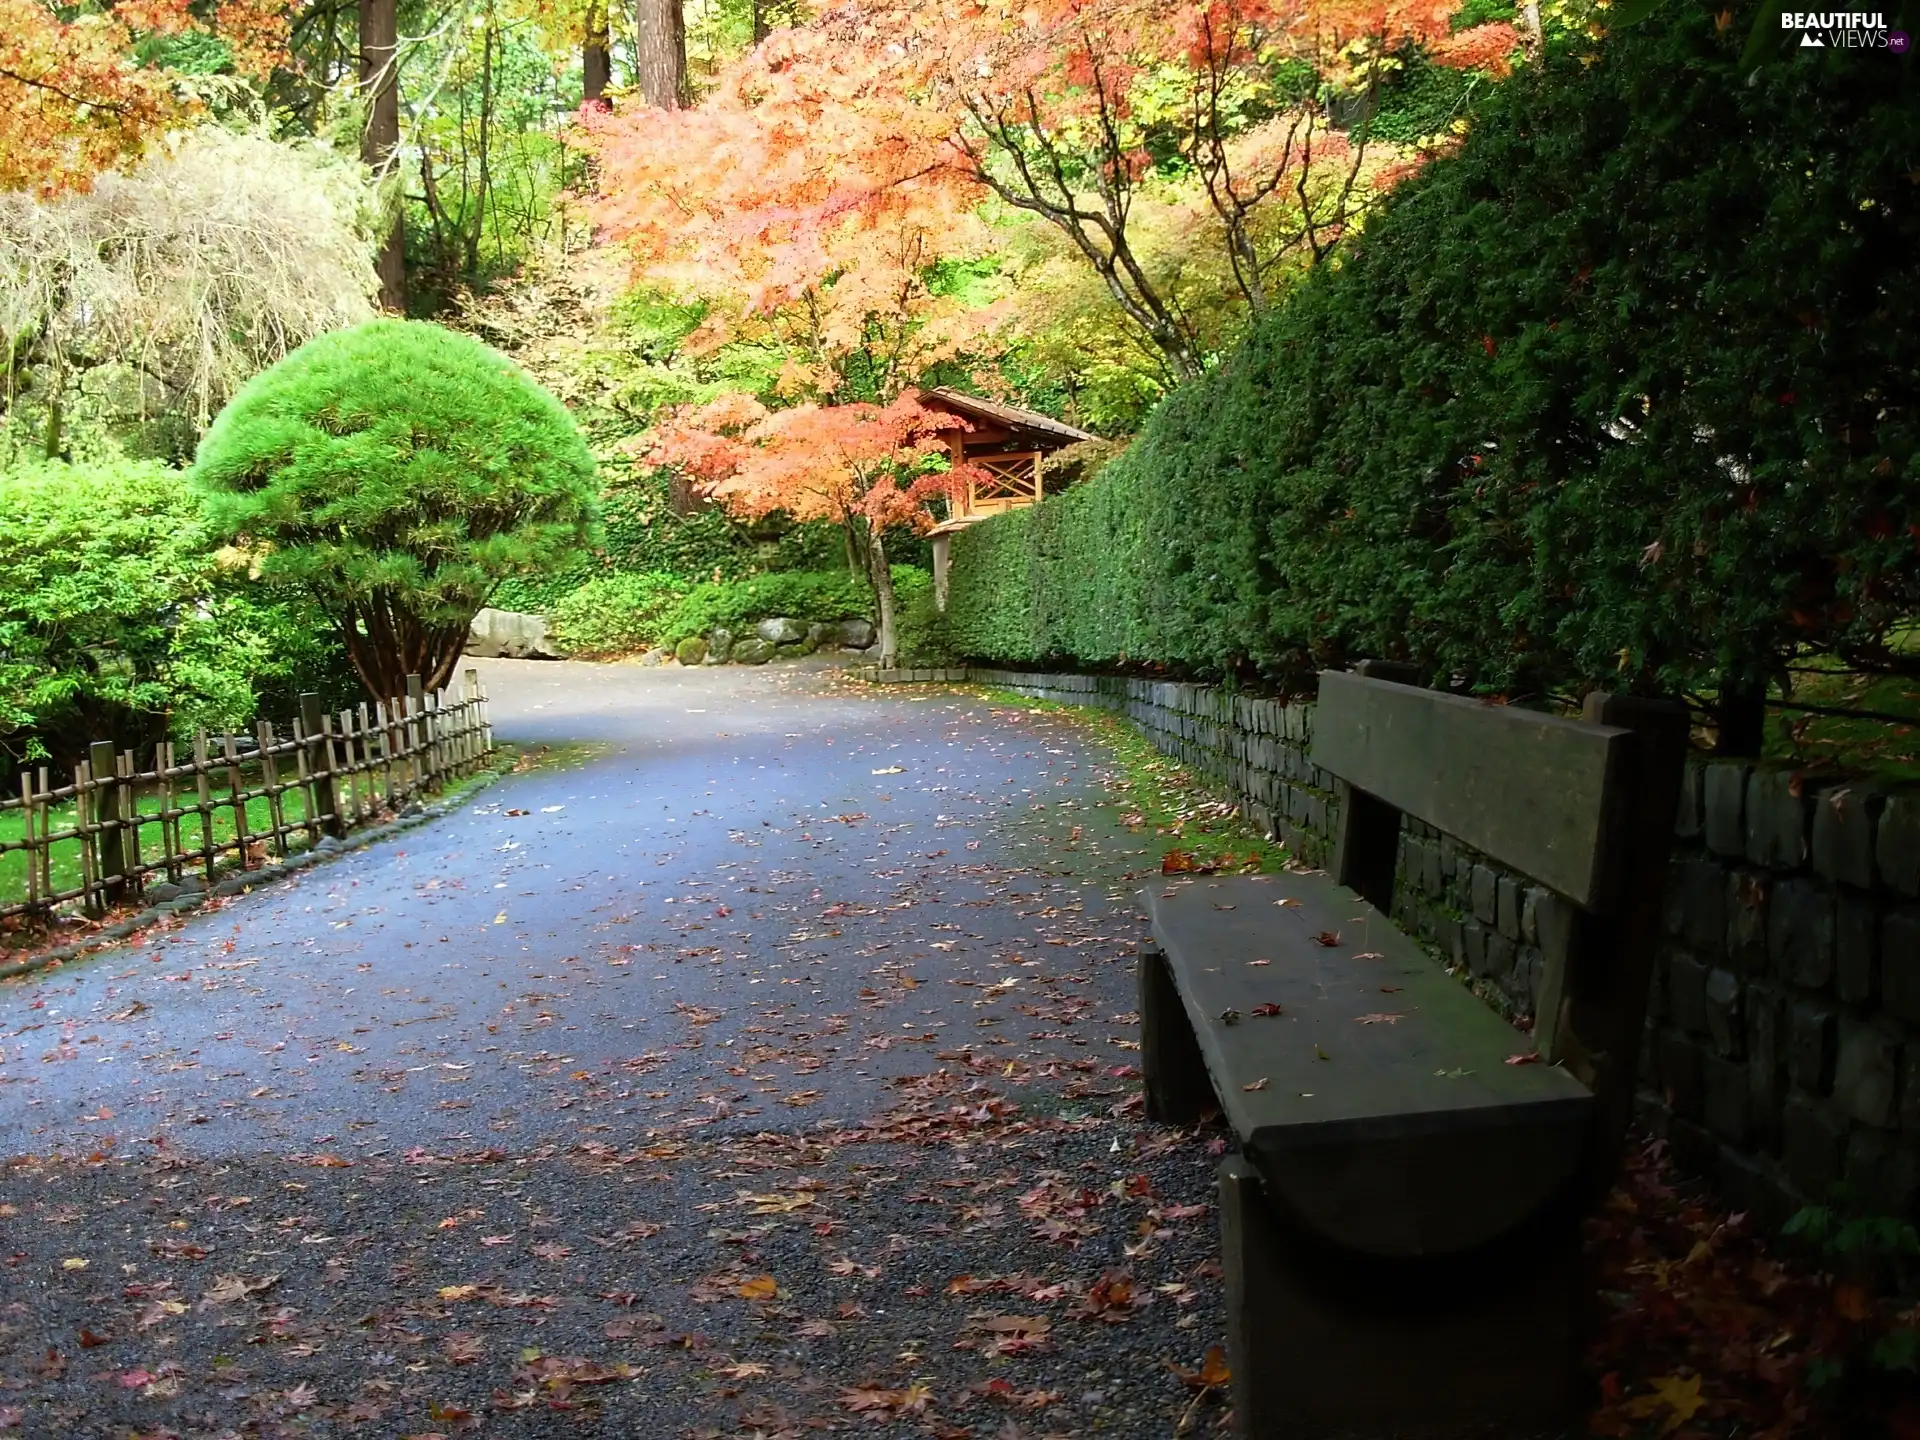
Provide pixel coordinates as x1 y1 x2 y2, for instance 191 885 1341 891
1143 871 1591 1258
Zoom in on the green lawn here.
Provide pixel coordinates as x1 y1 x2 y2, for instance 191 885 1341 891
0 784 324 905
1764 659 1920 782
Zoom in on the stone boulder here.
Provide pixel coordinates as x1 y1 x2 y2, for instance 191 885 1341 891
756 616 806 646
835 618 876 649
730 637 774 665
805 622 834 650
468 608 564 659
703 627 734 665
635 646 672 667
674 637 707 666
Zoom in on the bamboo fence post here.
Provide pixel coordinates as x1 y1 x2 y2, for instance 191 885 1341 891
77 758 101 917
359 701 383 810
426 691 443 787
38 768 51 903
118 749 141 895
19 773 38 911
222 733 249 868
338 709 359 824
193 733 214 881
301 695 345 839
159 742 180 883
471 668 492 756
406 674 425 796
258 720 288 859
38 768 52 903
86 741 126 911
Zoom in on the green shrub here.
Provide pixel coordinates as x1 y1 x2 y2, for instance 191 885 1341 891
893 569 957 668
548 572 690 656
658 568 904 645
0 459 355 768
948 7 1920 707
193 319 598 699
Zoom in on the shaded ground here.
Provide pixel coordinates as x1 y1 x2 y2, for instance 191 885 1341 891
1 660 1233 1439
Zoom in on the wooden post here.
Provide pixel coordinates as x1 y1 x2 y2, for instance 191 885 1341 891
158 741 180 883
1546 692 1690 1200
20 773 38 911
258 721 287 859
193 733 214 880
341 710 362 821
300 694 346 839
1139 944 1215 1124
222 733 249 868
87 740 127 910
406 674 425 797
1328 661 1423 912
117 749 141 894
469 668 491 756
77 757 102 917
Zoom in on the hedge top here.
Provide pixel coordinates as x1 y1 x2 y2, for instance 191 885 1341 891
944 8 1920 703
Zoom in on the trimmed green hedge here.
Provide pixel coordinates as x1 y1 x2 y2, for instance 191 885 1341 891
948 8 1920 700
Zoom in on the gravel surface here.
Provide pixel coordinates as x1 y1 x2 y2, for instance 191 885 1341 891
1 660 1234 1439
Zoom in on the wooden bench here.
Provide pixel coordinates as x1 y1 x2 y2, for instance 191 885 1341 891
1140 669 1687 1438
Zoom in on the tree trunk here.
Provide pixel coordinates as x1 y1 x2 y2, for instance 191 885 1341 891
752 0 769 42
583 0 611 105
360 0 406 312
634 0 686 108
864 525 897 668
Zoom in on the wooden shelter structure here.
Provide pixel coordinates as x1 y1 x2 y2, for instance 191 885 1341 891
918 388 1094 609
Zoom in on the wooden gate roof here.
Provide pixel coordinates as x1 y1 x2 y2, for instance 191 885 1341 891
918 388 1094 451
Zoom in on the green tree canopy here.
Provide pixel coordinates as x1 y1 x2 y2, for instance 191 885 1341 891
193 319 598 699
948 4 1920 742
0 459 350 769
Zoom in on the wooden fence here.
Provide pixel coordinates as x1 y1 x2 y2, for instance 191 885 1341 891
1 670 493 921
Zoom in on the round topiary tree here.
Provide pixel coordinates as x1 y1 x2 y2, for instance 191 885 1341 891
194 319 598 699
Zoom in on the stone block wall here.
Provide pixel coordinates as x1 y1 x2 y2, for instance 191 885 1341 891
960 666 1920 1229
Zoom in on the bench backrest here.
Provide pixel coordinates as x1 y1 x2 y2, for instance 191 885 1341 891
1311 671 1633 912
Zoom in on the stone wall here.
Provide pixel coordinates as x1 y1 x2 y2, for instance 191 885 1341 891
959 666 1920 1229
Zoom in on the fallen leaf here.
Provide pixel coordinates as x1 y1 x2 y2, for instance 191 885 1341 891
1505 1051 1542 1066
1622 1373 1706 1435
1250 1003 1283 1017
1241 1077 1269 1091
736 1274 779 1301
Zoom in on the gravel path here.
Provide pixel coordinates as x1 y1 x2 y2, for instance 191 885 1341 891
1 659 1231 1439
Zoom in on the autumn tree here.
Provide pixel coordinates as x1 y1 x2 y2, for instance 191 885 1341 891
581 11 993 400
0 0 291 196
639 392 961 664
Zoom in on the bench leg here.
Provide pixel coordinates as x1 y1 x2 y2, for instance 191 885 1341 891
1139 943 1216 1124
1218 1156 1582 1440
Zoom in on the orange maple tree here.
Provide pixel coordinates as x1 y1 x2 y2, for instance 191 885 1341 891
586 0 1517 659
579 12 993 398
584 0 1518 380
0 0 291 195
638 392 966 664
